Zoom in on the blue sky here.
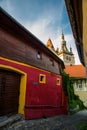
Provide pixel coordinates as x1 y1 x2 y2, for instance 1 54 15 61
0 0 81 64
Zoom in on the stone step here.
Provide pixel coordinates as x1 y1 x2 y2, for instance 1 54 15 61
0 114 23 129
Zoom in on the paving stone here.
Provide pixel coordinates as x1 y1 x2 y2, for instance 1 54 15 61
0 109 87 130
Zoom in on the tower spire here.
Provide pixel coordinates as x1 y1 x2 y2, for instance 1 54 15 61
70 46 73 53
62 29 64 40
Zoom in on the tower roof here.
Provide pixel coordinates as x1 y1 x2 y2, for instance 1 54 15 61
46 38 55 51
58 32 73 55
61 31 64 40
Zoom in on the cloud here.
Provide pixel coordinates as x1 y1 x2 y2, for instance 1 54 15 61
24 17 55 44
0 0 14 12
56 0 64 26
24 17 81 65
0 0 81 65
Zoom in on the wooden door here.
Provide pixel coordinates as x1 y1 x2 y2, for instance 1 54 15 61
0 70 20 116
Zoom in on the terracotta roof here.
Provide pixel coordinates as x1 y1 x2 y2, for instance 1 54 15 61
65 65 86 78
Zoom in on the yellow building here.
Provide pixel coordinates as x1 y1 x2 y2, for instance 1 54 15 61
65 0 87 69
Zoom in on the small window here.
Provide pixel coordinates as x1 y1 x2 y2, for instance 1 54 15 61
78 83 82 89
50 59 54 66
56 78 60 85
66 56 68 60
37 51 41 59
77 80 82 90
39 74 46 83
69 57 71 61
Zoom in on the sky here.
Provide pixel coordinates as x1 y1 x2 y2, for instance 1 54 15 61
0 0 81 64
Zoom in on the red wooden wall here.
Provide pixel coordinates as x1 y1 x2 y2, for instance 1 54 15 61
0 58 68 119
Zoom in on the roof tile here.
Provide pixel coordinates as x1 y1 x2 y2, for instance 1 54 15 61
65 65 86 78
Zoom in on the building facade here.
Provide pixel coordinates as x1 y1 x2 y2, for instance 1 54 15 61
0 8 68 119
46 29 87 107
65 65 87 107
65 0 87 70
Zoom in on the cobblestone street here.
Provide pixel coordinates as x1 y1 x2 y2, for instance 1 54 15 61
0 109 87 130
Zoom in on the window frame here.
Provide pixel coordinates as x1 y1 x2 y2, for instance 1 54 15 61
39 74 46 84
56 78 60 86
77 80 82 90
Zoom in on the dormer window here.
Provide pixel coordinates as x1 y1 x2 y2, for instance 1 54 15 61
37 51 41 59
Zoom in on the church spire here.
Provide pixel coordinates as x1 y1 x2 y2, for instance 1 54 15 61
61 31 67 51
70 46 73 54
58 31 75 65
62 30 64 40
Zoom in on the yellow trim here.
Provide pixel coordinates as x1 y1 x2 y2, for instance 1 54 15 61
0 56 61 76
19 74 27 114
0 64 27 115
0 56 49 73
56 78 60 85
39 74 46 84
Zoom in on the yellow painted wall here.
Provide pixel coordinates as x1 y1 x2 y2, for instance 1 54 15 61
83 0 87 69
73 0 87 108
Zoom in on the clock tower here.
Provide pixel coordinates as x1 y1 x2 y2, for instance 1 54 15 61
46 32 75 65
57 32 75 65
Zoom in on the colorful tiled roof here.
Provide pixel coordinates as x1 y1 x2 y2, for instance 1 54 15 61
65 65 86 78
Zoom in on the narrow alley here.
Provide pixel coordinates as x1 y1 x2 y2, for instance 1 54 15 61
0 109 87 130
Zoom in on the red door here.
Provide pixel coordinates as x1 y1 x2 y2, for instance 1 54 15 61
0 70 20 116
